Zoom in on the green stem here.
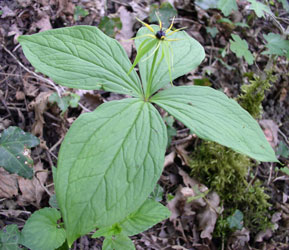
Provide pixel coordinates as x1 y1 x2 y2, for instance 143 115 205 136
145 47 159 101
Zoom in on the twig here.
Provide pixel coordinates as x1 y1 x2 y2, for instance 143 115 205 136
0 43 62 96
49 136 64 153
35 170 53 196
78 102 92 112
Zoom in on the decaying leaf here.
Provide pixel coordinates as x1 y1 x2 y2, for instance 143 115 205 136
259 119 279 148
167 169 221 240
0 168 18 198
116 6 135 57
197 192 220 239
227 228 250 249
29 92 51 137
17 161 48 207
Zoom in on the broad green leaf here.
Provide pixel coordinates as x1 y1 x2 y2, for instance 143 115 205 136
0 126 39 179
135 25 205 97
248 0 273 18
230 34 254 65
195 0 218 10
149 2 177 28
0 225 21 250
151 86 278 162
217 0 238 16
93 199 170 238
18 26 142 97
103 235 135 250
262 33 289 59
227 209 243 230
55 98 167 246
119 199 170 236
20 208 66 250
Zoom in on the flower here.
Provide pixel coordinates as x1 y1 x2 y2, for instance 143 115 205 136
128 14 186 85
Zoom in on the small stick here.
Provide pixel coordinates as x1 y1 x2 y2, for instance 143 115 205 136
0 43 62 96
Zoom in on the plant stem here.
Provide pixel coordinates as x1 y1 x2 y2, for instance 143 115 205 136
145 47 159 101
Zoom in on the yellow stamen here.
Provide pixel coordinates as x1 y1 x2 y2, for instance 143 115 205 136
167 27 187 36
135 17 155 34
166 16 175 33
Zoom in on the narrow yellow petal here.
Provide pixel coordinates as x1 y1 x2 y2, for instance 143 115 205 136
166 16 175 33
156 12 162 30
165 38 180 41
167 27 187 36
135 17 155 34
128 34 156 41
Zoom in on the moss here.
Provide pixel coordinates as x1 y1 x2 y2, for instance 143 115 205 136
190 141 271 231
189 71 275 237
237 71 276 119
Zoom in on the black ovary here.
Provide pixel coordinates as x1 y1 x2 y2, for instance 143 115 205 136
156 30 166 39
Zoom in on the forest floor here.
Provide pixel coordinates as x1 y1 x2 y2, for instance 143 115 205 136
0 0 289 249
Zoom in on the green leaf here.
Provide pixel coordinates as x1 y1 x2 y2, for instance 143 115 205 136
163 116 177 146
135 25 205 97
206 27 218 38
195 0 218 10
129 38 159 75
98 16 122 38
18 26 142 97
248 0 273 18
230 34 254 65
217 0 238 16
119 199 170 236
276 141 289 158
49 194 59 209
262 33 289 59
278 0 289 12
55 98 167 246
49 92 80 114
149 184 164 202
0 126 39 179
20 208 66 250
151 86 278 162
103 235 135 250
280 167 289 175
74 6 89 21
93 199 170 238
0 225 21 250
227 209 243 230
149 2 177 28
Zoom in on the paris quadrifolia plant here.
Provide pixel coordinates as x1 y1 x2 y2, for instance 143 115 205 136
16 15 277 250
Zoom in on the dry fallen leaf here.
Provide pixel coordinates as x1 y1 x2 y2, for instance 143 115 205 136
15 91 25 101
35 14 52 32
116 6 135 57
29 92 51 137
197 191 220 240
17 161 48 207
227 228 250 250
259 119 279 148
0 168 18 198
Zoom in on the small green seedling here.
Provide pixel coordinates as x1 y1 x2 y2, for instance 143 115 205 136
15 15 277 249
